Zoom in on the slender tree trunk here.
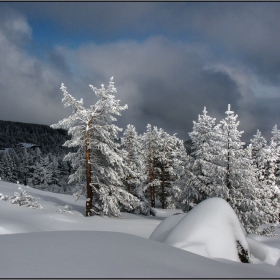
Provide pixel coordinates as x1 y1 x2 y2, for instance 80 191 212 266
161 164 165 209
85 128 93 217
151 186 155 208
126 139 131 193
24 172 27 186
126 175 131 193
148 140 155 208
226 130 231 203
151 150 156 208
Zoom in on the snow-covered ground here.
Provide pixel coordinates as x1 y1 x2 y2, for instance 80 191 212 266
1 180 280 278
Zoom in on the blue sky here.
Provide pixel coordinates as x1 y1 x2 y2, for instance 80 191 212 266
0 2 280 142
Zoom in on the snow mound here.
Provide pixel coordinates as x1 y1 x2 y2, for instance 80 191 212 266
149 212 186 242
150 197 249 262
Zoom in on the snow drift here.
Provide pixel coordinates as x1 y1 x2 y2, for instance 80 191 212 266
1 230 280 278
247 234 280 266
150 197 249 262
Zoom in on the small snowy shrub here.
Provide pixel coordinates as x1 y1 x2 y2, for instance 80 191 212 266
11 185 42 209
56 208 73 214
0 193 9 201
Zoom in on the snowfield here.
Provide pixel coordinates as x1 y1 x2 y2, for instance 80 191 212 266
1 181 280 278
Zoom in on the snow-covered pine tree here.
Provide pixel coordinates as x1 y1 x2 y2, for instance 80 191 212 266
32 155 52 188
250 130 280 232
140 125 186 210
0 155 3 179
28 148 42 186
1 152 14 182
15 148 29 186
153 129 186 209
120 124 152 215
49 155 61 187
271 125 280 187
176 154 200 212
51 77 140 217
9 148 20 183
188 107 227 204
141 124 159 209
121 124 142 194
218 104 264 234
161 134 188 209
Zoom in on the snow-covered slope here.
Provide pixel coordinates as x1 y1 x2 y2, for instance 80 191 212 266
1 181 280 278
0 181 161 238
150 197 249 262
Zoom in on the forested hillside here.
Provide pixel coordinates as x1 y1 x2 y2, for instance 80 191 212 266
0 120 69 154
0 120 75 193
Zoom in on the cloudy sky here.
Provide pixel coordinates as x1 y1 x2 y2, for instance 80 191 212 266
0 2 280 142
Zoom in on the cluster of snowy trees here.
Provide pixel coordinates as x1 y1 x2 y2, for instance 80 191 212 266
184 106 280 235
52 78 188 217
53 77 280 235
0 147 72 192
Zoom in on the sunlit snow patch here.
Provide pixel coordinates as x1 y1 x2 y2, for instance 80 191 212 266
150 197 249 262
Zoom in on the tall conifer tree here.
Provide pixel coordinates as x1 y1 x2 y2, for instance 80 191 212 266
52 77 140 217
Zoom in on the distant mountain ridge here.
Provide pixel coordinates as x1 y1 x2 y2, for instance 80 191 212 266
0 119 193 155
0 120 70 154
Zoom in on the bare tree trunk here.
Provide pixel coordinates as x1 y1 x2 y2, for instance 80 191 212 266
24 171 27 186
85 128 93 217
148 139 155 208
151 185 155 208
126 175 131 193
226 130 231 203
126 139 131 193
226 150 230 188
161 164 165 209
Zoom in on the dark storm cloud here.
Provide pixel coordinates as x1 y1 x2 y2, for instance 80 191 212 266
6 1 280 84
0 2 280 144
3 2 159 40
137 66 242 138
55 37 245 140
0 9 77 126
181 3 280 86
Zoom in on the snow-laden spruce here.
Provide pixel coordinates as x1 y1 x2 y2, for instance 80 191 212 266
152 129 187 210
120 124 152 215
140 124 186 210
187 106 226 205
271 125 280 186
250 129 280 231
51 77 140 217
216 105 268 234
